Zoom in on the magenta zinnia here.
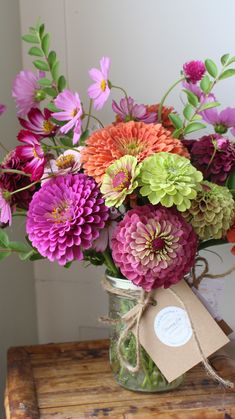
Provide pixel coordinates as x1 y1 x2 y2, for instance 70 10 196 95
19 108 56 137
26 174 109 265
16 130 46 181
111 204 197 291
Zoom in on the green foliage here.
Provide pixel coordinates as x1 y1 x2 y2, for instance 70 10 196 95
28 46 43 57
48 51 57 69
33 60 49 71
219 69 235 80
58 75 66 92
0 231 37 262
41 33 50 55
183 104 194 121
205 59 218 78
0 229 9 247
200 75 211 93
183 89 199 107
184 122 206 135
199 101 220 111
168 113 183 129
83 249 105 266
22 34 39 43
226 170 235 197
79 129 90 146
51 61 60 81
220 53 230 66
38 78 52 87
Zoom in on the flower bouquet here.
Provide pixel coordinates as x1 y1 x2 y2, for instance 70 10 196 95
1 22 235 392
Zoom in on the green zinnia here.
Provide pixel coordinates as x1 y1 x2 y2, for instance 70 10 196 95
100 155 141 207
182 181 235 240
139 152 203 211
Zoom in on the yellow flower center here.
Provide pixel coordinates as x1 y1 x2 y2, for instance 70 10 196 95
56 154 75 169
51 201 71 223
100 79 106 92
43 120 54 134
71 108 79 117
33 148 39 158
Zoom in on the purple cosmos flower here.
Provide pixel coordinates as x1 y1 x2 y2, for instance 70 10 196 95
19 108 56 138
190 134 235 184
26 174 109 265
12 70 46 116
112 97 156 123
201 107 235 135
88 57 111 110
0 190 12 225
183 60 206 84
53 90 83 145
42 148 84 183
0 104 6 116
16 130 46 181
182 81 216 104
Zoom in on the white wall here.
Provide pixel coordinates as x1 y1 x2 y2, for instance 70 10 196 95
19 0 235 343
0 1 38 417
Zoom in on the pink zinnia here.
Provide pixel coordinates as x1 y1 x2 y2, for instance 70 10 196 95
19 108 56 138
112 204 197 291
26 174 109 265
53 89 83 145
88 57 111 110
183 60 206 84
0 190 12 225
16 130 46 181
12 70 46 116
112 97 156 123
0 104 6 116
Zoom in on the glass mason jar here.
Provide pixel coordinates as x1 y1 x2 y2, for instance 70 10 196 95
107 274 184 392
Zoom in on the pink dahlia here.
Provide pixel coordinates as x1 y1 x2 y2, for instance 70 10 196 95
26 174 109 265
112 97 156 123
190 134 235 185
112 204 197 291
19 108 56 138
0 149 37 209
88 57 111 110
183 60 206 84
16 130 46 181
12 70 46 116
53 89 83 145
0 104 6 116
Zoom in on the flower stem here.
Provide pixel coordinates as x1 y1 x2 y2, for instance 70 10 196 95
83 113 104 128
158 76 185 122
0 168 31 177
110 84 131 115
103 250 119 276
0 141 9 153
51 137 60 156
85 99 93 131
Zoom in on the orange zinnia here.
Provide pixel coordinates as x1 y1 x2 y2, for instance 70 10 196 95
146 104 175 132
81 121 189 184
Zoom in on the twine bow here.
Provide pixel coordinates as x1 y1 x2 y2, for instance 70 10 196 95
192 256 235 289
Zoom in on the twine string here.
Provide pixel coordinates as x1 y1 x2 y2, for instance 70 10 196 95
192 256 235 289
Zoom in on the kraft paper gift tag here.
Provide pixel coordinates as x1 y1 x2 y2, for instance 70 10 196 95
139 280 230 382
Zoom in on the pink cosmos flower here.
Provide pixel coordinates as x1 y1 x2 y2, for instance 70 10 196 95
12 70 46 116
53 90 83 145
16 130 46 181
183 60 206 84
182 81 216 105
201 107 235 135
0 190 12 225
92 208 120 252
42 148 84 183
112 97 156 123
0 104 6 116
19 108 56 138
88 57 111 110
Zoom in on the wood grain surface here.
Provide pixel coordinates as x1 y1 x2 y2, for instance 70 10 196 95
5 339 235 419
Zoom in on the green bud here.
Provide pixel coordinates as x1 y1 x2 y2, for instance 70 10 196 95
34 89 47 102
3 190 11 201
214 124 228 135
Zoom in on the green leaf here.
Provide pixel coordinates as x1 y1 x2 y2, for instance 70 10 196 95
30 253 45 261
47 102 60 112
226 56 235 66
43 87 57 97
183 104 194 121
64 261 73 268
221 53 230 66
183 89 199 107
39 23 45 39
48 51 56 69
38 77 52 87
58 75 66 92
8 241 31 253
199 101 220 111
79 129 90 146
191 114 202 121
19 250 35 261
0 230 9 247
28 46 43 57
205 59 218 78
42 33 50 55
60 136 73 147
172 128 182 139
219 69 235 80
226 170 235 197
168 113 183 129
51 61 60 81
184 122 207 135
0 251 11 260
33 60 49 71
200 75 211 93
22 34 39 44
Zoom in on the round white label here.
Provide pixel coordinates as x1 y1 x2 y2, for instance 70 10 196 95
154 306 192 347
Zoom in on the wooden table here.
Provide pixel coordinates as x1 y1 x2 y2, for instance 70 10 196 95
5 339 235 418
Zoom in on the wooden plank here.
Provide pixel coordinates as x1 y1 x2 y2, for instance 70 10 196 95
5 339 235 418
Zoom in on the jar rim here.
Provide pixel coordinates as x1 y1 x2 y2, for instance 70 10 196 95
106 273 142 291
